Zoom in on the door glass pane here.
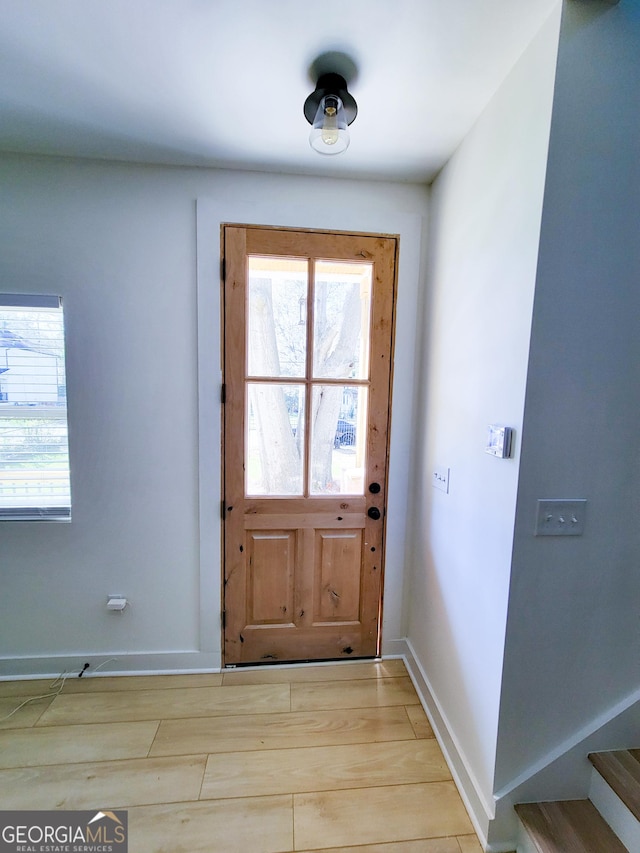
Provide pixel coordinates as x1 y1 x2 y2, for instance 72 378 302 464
248 257 308 378
246 383 305 496
310 385 367 495
313 261 372 380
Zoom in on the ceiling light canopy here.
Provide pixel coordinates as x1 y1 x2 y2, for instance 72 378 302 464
304 72 357 156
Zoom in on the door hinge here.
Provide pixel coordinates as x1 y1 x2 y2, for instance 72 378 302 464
221 499 226 520
221 383 226 404
220 258 225 280
221 610 226 629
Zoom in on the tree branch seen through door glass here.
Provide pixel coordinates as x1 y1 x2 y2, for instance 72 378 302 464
246 256 372 496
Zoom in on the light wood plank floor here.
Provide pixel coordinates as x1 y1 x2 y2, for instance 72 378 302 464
0 659 483 853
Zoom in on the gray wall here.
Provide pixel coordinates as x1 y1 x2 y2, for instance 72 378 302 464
495 0 640 794
0 156 428 676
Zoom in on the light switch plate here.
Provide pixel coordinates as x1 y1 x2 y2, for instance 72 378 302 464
432 466 450 494
535 500 587 536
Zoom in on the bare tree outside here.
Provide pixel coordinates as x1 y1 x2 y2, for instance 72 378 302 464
246 258 371 496
247 274 304 494
310 278 361 492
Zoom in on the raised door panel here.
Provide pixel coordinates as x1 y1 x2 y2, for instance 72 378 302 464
313 530 362 625
246 531 297 626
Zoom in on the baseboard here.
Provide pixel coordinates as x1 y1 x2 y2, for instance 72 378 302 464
395 638 498 850
0 650 222 679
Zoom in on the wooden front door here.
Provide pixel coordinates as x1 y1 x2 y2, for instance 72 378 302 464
222 225 398 665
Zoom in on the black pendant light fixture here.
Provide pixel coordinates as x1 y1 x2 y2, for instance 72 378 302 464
304 72 358 156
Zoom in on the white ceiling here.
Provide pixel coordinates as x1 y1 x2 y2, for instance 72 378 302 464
0 0 559 183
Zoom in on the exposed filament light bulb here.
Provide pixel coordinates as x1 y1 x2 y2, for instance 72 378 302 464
309 94 350 155
322 102 339 146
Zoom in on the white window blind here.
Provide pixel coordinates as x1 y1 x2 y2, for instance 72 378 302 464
0 295 71 520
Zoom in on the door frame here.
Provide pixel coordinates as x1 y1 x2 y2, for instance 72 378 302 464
220 224 399 666
195 200 423 670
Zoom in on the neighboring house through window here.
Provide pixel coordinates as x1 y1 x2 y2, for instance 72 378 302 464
0 295 71 520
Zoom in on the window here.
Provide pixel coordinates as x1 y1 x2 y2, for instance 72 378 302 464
0 295 71 520
245 255 373 497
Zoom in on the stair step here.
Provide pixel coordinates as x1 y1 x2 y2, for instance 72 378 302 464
589 749 640 822
515 800 627 852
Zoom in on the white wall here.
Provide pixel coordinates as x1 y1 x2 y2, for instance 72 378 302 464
0 155 428 676
494 0 640 807
404 4 561 841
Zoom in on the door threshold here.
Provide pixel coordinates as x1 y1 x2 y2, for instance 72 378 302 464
223 655 381 670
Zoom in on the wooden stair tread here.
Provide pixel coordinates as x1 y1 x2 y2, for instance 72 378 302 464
515 800 627 852
589 749 640 822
